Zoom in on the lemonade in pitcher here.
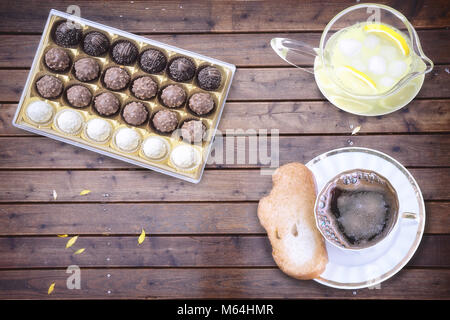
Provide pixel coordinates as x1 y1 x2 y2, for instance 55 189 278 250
314 22 426 116
271 4 433 117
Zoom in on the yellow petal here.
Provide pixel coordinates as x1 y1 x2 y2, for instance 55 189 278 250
66 235 78 249
57 234 68 238
79 189 91 196
138 228 146 245
48 282 55 294
73 248 85 255
351 126 361 135
52 190 57 200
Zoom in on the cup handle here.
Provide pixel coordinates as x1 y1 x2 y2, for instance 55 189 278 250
401 211 419 225
270 37 318 74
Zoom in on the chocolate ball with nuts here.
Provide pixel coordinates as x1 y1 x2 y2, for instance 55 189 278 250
36 75 63 99
152 110 178 133
44 47 71 72
103 67 130 91
160 84 186 108
131 76 158 100
122 101 148 126
188 92 215 115
66 85 92 108
181 120 206 143
74 57 100 82
94 92 120 116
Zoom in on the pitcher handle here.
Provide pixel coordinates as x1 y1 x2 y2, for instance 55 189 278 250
270 38 318 74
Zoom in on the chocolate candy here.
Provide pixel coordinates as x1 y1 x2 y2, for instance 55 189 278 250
83 31 109 56
94 92 120 116
66 85 92 108
74 57 100 82
168 57 196 82
111 40 138 65
188 92 214 115
53 21 82 47
160 84 186 108
197 66 222 90
36 75 63 99
122 101 148 126
152 110 178 133
140 49 167 74
103 67 130 90
44 47 71 72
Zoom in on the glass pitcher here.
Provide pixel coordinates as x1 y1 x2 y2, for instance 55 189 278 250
271 3 433 116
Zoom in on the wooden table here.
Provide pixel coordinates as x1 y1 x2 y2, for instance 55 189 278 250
0 0 448 300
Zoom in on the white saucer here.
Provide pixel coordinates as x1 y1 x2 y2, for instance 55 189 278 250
306 147 425 289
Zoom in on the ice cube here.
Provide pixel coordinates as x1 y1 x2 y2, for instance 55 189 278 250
338 38 362 57
350 59 367 72
368 55 387 75
364 34 380 49
388 60 407 78
380 76 395 88
379 45 398 60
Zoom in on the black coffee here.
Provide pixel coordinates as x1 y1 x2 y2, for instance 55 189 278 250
330 189 390 245
317 169 399 249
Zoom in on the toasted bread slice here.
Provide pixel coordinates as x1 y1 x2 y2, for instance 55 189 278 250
257 163 328 279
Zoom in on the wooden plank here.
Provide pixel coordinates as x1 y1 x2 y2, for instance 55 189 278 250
0 0 449 33
0 235 446 269
0 168 448 202
0 201 447 236
0 268 447 299
3 100 450 136
0 203 262 235
228 66 450 101
426 202 450 234
0 135 449 169
1 30 449 68
2 66 449 102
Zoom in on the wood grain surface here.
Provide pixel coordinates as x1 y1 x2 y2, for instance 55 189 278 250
1 66 450 102
0 0 449 300
1 30 450 68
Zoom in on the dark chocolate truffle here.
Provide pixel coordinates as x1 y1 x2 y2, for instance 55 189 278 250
53 21 82 47
111 40 138 65
94 92 120 116
66 85 92 108
181 120 206 143
36 75 63 99
160 85 186 108
152 110 178 133
103 67 130 91
197 66 222 90
139 49 167 74
131 76 158 100
83 31 109 56
74 57 100 82
188 92 214 115
122 102 148 126
44 47 71 72
168 57 196 82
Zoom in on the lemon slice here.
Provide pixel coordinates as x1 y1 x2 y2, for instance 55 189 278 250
338 65 377 91
364 24 410 56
